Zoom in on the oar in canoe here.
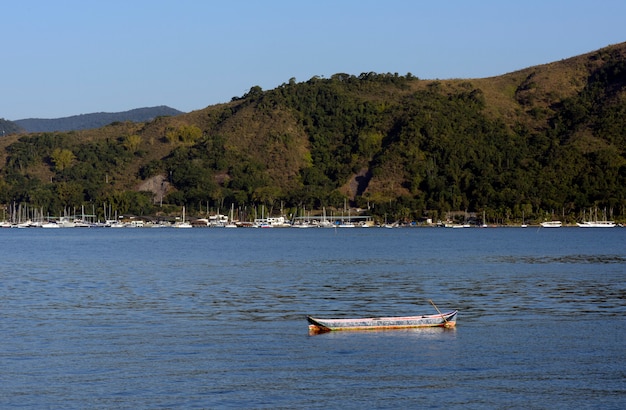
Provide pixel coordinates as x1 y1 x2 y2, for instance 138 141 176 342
429 299 455 329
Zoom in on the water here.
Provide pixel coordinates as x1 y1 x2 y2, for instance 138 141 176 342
1 227 625 409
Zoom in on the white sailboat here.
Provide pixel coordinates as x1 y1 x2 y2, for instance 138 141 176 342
175 206 193 228
225 204 237 228
576 208 615 228
319 207 335 228
577 220 616 228
337 210 355 228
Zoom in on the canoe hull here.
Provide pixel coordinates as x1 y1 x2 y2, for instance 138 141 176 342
307 310 457 333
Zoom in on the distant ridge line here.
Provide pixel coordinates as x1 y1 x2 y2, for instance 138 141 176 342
13 105 184 132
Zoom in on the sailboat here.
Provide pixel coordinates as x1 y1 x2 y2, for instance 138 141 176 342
175 206 193 228
576 207 615 228
293 205 313 228
225 204 237 228
318 207 334 228
338 202 355 228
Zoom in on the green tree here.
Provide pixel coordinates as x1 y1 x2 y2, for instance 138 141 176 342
50 148 76 171
56 182 83 207
166 125 203 144
124 134 142 153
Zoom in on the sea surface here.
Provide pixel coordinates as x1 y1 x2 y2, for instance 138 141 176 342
1 227 625 409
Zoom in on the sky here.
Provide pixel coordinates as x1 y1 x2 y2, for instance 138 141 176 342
1 0 625 120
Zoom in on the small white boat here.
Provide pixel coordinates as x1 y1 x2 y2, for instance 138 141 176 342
540 221 562 228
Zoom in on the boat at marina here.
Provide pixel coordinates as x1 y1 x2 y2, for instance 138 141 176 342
225 204 237 228
576 208 616 227
58 217 76 228
253 215 291 228
174 206 192 228
576 221 616 228
307 310 457 333
540 221 562 228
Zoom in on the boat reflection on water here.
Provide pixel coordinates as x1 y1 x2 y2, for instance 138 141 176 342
308 324 458 337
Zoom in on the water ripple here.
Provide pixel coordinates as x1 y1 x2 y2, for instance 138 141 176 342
492 254 626 264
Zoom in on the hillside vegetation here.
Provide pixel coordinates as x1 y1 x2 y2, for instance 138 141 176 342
0 42 625 224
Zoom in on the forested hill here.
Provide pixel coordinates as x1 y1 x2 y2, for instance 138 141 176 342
12 106 183 132
0 118 22 136
0 42 624 224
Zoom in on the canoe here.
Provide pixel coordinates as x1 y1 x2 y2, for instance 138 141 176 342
307 310 457 333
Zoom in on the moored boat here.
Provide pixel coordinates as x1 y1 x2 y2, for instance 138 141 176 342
174 206 193 228
576 221 616 228
307 310 457 333
577 207 615 228
540 221 562 228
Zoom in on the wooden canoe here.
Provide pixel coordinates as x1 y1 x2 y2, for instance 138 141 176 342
307 310 457 333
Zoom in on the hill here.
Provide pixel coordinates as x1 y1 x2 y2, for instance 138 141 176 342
0 42 624 224
0 118 23 136
12 106 183 133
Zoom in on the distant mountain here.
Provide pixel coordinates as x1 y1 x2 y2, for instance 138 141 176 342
13 106 183 132
0 118 23 136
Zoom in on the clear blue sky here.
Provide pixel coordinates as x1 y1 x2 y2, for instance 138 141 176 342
1 0 624 120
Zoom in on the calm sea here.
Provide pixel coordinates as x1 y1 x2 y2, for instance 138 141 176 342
1 227 625 409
